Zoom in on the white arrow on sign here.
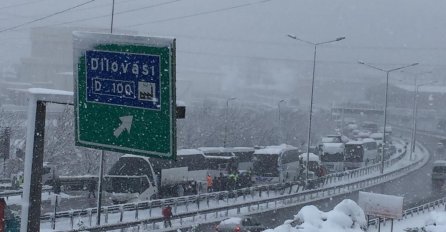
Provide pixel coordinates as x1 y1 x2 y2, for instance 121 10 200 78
113 115 133 138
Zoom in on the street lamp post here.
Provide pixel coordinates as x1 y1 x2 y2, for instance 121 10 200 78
287 34 346 183
278 99 286 143
223 97 237 147
412 79 436 160
358 61 418 173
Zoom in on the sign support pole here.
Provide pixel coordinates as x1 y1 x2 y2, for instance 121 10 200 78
378 217 381 232
21 100 46 232
96 150 105 225
391 219 394 232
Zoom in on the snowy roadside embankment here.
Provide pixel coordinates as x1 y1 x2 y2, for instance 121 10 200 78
369 210 446 232
265 199 367 232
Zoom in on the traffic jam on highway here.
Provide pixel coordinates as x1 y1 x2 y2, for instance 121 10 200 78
2 1 446 231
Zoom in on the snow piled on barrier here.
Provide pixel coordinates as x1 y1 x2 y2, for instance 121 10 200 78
265 199 366 232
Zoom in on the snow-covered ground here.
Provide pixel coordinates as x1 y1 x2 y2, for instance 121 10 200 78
265 199 366 232
264 200 446 232
368 208 446 232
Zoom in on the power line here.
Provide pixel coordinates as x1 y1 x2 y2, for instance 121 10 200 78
0 0 97 33
126 0 273 27
1 0 271 33
0 0 51 11
177 49 446 68
54 0 271 27
55 0 182 26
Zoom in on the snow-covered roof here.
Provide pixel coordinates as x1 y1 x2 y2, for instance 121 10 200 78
346 141 364 145
321 143 344 154
347 124 358 130
121 154 149 161
219 217 242 225
322 143 344 148
176 100 186 107
123 149 204 158
370 133 384 139
254 144 297 155
197 147 225 153
196 147 235 159
25 88 73 105
357 131 371 137
433 160 446 166
361 138 376 143
299 153 320 163
322 134 350 143
225 147 255 152
178 149 204 156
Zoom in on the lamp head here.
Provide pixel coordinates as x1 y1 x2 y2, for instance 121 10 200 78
336 37 346 41
358 60 365 65
287 34 297 39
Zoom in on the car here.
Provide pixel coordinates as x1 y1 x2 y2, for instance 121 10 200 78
216 216 267 232
431 160 446 181
437 141 445 153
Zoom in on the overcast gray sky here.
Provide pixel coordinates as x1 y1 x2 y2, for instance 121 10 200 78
1 0 445 87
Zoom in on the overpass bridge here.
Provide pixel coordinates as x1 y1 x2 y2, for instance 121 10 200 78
41 138 430 231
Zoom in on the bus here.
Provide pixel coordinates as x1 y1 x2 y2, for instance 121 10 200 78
321 134 349 144
299 152 321 174
319 142 345 173
344 140 379 170
370 132 384 146
361 138 379 163
362 122 379 133
105 149 238 203
224 147 255 172
251 144 305 184
344 141 365 170
197 147 238 174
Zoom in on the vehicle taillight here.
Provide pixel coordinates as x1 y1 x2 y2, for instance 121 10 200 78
234 225 241 232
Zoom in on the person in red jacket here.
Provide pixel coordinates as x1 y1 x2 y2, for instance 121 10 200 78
0 198 6 231
162 205 173 228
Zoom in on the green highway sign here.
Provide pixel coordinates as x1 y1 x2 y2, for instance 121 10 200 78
73 32 176 159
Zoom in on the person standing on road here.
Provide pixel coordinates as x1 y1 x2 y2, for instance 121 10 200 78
206 174 213 192
213 176 219 192
88 179 96 199
162 205 173 228
0 198 5 231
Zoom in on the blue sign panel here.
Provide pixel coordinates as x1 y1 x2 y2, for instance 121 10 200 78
85 50 161 110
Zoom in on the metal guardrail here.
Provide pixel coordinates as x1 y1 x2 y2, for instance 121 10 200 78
56 145 427 232
47 141 422 231
43 149 400 222
0 186 53 200
0 190 25 199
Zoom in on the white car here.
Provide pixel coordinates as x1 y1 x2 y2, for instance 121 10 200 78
216 217 267 232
